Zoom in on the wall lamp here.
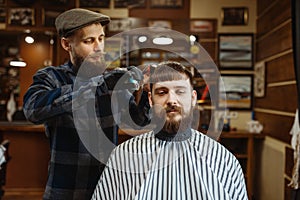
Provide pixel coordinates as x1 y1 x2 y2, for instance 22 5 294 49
9 57 27 67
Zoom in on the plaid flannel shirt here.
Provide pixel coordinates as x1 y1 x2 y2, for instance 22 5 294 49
23 61 149 200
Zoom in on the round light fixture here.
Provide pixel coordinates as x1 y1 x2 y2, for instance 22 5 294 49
152 36 173 45
138 35 147 43
190 35 197 42
25 35 34 44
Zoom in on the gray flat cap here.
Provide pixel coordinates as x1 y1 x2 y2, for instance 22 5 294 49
55 8 110 37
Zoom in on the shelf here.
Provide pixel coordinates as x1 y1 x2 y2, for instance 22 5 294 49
219 130 265 199
235 154 248 159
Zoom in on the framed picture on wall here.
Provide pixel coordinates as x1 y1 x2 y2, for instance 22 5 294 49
0 8 6 29
114 0 146 8
42 9 64 27
8 8 35 26
41 0 68 6
104 37 122 69
218 33 253 69
150 0 183 8
190 19 213 33
148 20 172 29
221 7 248 26
79 0 110 8
0 0 6 5
254 61 265 97
219 74 253 110
108 18 134 33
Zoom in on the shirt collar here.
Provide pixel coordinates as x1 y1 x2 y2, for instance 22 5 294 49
155 128 192 142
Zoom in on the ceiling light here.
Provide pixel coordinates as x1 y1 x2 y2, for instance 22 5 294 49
25 35 34 44
152 36 173 45
138 36 147 43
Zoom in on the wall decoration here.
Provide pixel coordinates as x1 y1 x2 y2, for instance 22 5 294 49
221 7 248 26
218 33 253 69
291 0 300 125
41 0 68 6
254 61 265 97
190 20 213 33
107 18 147 34
12 0 36 6
190 18 217 39
114 0 127 8
104 37 122 69
0 8 6 29
42 9 64 27
219 74 253 110
108 18 133 32
150 0 183 8
8 8 35 26
114 0 146 8
141 51 160 59
148 20 172 29
79 0 110 8
194 78 217 106
0 66 20 121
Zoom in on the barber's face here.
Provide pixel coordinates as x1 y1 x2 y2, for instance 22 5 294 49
149 78 197 133
68 23 106 73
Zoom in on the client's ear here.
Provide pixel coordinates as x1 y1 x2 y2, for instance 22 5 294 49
148 92 153 107
192 90 197 106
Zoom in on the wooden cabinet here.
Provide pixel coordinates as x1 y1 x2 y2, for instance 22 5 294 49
0 123 49 192
219 131 265 199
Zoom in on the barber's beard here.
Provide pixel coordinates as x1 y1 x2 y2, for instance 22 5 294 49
159 105 193 134
73 52 106 79
73 55 84 72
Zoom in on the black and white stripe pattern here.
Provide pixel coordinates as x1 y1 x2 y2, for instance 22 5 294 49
92 129 248 200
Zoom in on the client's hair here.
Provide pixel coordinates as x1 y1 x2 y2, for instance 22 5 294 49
150 61 193 91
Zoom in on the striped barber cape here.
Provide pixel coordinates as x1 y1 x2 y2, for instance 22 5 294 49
92 129 248 200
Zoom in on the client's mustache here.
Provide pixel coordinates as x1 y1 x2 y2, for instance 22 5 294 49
164 105 181 113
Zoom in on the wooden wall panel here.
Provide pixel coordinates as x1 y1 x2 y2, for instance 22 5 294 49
129 0 190 20
255 112 292 143
257 0 291 38
169 19 190 35
257 0 275 16
19 33 52 107
1 129 49 189
285 146 294 178
267 52 295 83
255 85 297 113
285 178 292 200
200 41 216 61
256 22 292 61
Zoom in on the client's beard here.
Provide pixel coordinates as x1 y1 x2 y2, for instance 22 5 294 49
159 105 194 134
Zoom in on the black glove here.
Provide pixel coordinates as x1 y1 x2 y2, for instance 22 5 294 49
103 69 128 90
104 67 143 91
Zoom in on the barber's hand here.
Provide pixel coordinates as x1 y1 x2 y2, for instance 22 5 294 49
126 66 143 82
103 69 128 90
103 67 143 91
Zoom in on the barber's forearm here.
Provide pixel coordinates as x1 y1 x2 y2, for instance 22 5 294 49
23 84 74 123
